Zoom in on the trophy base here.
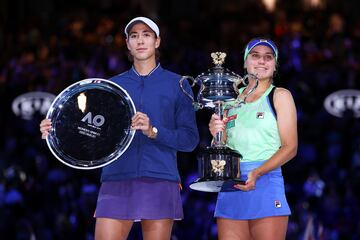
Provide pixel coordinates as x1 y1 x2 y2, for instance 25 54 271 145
190 146 242 192
189 179 224 192
189 177 245 192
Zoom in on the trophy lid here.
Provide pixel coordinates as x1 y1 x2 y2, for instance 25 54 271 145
195 52 241 104
196 52 241 83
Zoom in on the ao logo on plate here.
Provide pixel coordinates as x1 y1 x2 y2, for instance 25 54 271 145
81 112 105 127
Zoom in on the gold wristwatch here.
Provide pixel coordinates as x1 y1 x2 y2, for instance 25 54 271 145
148 126 158 139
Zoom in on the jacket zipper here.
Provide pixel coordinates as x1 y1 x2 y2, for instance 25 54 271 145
136 76 145 177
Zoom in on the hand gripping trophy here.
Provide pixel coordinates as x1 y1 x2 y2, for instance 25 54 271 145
180 52 258 192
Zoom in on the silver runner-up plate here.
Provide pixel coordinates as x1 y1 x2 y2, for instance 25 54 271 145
46 78 136 170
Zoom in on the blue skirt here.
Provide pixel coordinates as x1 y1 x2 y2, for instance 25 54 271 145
95 177 183 221
214 161 291 220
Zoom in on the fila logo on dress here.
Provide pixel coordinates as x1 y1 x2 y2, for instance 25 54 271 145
274 200 282 208
256 112 264 119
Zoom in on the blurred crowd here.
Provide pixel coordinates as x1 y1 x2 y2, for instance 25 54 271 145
1 0 360 239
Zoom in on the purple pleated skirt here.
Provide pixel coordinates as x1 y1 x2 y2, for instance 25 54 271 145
94 177 183 221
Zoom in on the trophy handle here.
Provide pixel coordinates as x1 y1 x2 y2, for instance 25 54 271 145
233 78 244 95
242 73 259 101
179 75 203 110
233 74 259 106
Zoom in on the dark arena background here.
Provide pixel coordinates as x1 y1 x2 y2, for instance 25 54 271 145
1 0 360 239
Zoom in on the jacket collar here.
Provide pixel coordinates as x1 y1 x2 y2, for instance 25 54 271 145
130 63 161 77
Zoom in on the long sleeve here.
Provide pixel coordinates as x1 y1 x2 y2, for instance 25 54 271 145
154 79 199 152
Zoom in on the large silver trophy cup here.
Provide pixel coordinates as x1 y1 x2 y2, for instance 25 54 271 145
180 52 258 192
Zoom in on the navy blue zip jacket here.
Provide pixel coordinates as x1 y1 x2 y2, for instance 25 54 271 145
101 64 199 182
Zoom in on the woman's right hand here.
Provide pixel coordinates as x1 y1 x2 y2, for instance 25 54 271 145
40 119 52 139
208 114 226 138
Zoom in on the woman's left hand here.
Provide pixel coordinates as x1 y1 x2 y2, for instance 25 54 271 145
131 112 152 137
233 170 259 191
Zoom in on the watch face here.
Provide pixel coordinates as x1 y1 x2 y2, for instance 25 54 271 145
46 78 136 169
152 127 158 133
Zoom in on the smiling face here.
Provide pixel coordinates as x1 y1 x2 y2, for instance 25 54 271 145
126 22 160 63
244 45 276 81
